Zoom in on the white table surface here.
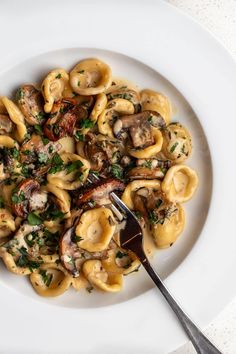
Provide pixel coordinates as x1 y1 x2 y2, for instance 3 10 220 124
167 2 236 353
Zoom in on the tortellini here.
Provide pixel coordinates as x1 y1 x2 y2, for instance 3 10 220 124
1 97 27 142
30 263 72 297
98 98 134 138
42 68 69 113
42 184 71 218
75 208 116 252
122 179 161 210
47 152 90 190
151 203 185 248
70 58 112 95
140 89 171 124
162 123 192 163
82 260 123 292
128 127 163 159
0 208 15 238
162 165 198 202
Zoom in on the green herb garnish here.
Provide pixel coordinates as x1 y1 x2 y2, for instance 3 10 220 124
39 270 53 287
27 212 43 226
38 153 48 164
55 73 62 79
65 160 83 174
11 191 25 204
34 124 43 135
170 142 179 153
111 164 123 180
16 88 24 101
79 119 94 129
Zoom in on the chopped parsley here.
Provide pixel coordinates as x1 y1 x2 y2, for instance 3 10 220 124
78 70 85 74
39 270 53 287
170 142 179 153
74 235 83 242
77 80 80 87
142 160 152 169
11 191 25 204
79 119 94 129
41 204 65 221
16 246 41 271
65 160 83 174
16 88 25 101
34 124 43 135
42 137 50 146
22 149 31 155
55 73 62 79
116 250 128 258
21 164 31 177
38 152 48 164
27 212 43 226
74 131 85 142
11 147 20 160
36 112 45 122
48 153 64 174
111 164 123 180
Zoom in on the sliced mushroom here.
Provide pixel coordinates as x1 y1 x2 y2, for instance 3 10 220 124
75 178 125 207
43 98 88 141
16 85 46 125
83 133 107 171
11 179 41 217
20 134 61 164
84 133 125 171
0 114 13 134
127 167 165 180
113 110 165 148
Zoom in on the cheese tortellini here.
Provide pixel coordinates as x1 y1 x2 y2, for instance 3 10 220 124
162 165 198 202
75 208 116 252
0 57 199 299
70 58 112 95
42 68 69 113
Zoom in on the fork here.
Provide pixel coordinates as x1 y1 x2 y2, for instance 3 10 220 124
110 192 222 354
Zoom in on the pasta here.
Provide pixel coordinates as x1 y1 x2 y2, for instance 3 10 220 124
0 57 198 298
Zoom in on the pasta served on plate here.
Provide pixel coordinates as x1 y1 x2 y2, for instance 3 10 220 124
0 58 198 297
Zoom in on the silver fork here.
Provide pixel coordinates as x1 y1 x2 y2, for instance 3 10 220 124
110 192 222 354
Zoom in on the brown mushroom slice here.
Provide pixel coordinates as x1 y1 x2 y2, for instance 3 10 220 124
15 85 46 125
127 166 165 180
20 134 61 164
60 221 109 277
43 98 87 141
0 114 13 134
114 110 166 136
113 110 166 148
75 178 125 207
83 133 107 171
84 133 125 171
11 179 41 217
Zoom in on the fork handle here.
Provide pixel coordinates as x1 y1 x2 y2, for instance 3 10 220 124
142 259 222 354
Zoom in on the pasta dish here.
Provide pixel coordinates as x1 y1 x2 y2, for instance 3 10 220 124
0 58 198 297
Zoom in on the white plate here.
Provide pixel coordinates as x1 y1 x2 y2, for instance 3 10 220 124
0 0 236 353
